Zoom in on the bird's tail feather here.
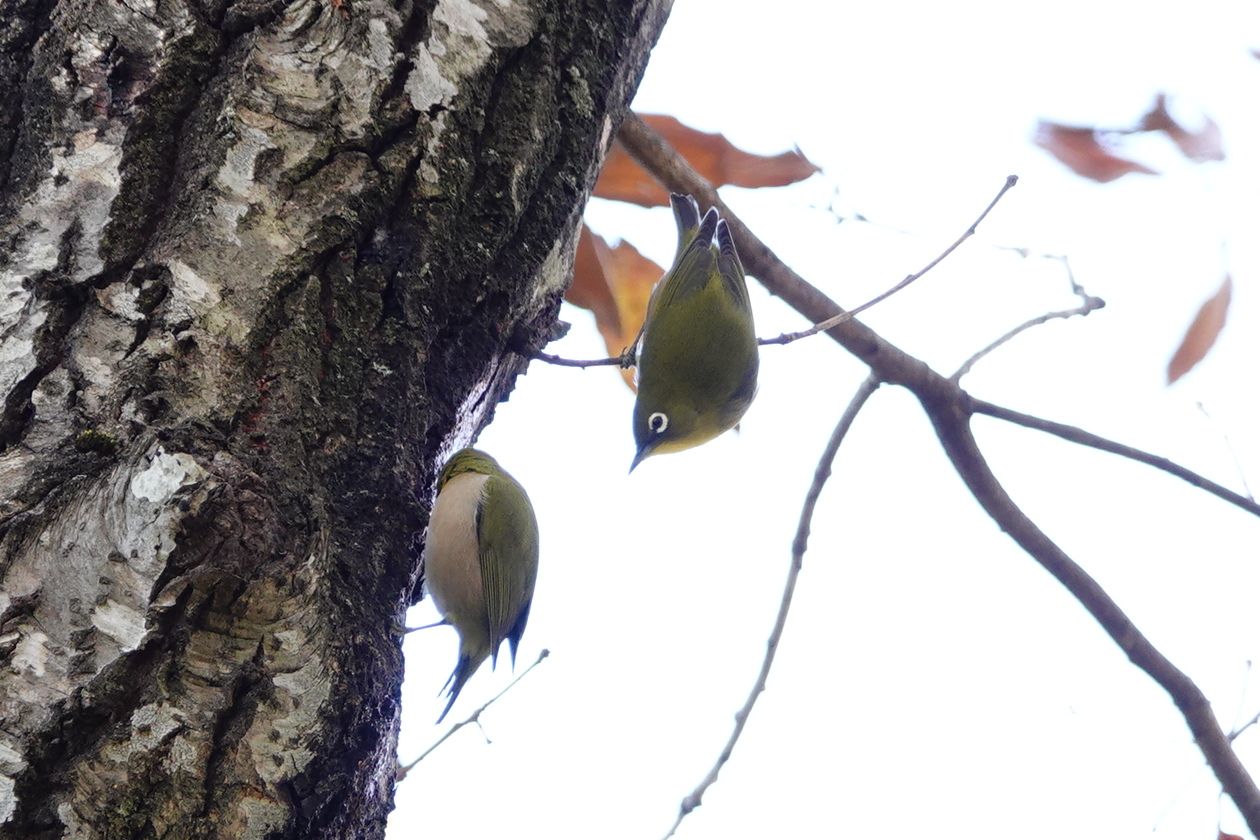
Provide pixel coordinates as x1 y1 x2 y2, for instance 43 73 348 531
437 649 487 723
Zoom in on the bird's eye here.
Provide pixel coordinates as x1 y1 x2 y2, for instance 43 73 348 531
648 412 669 434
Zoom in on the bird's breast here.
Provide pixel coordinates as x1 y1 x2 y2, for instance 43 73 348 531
422 472 490 628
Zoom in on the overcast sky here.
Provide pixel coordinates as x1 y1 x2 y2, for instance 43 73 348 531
390 2 1260 838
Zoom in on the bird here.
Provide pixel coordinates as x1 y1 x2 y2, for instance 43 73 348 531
630 193 759 471
420 447 539 722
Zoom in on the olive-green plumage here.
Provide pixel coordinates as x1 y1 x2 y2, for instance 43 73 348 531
421 448 539 722
631 194 759 471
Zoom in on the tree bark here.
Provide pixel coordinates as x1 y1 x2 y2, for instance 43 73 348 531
0 0 669 835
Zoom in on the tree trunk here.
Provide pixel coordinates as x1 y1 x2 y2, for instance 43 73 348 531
0 0 669 835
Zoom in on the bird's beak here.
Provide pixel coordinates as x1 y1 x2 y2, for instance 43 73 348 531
629 444 651 474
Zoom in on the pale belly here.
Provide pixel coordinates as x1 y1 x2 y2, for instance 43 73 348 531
421 472 489 636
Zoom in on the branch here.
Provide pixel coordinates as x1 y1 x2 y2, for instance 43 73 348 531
971 400 1260 520
924 399 1260 834
662 376 881 840
395 648 550 781
533 351 625 369
618 111 1260 836
951 253 1103 381
759 174 1019 347
952 295 1106 382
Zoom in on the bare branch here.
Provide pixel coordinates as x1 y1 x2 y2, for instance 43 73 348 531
662 376 882 840
952 295 1106 382
971 400 1260 520
926 401 1260 833
619 111 1260 835
533 351 624 369
533 344 638 370
760 174 1019 347
395 649 550 782
952 253 1102 381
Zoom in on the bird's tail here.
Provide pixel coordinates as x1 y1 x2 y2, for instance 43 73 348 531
669 194 718 258
437 648 488 723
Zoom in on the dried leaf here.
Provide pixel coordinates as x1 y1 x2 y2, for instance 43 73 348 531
1139 93 1225 162
1168 275 1232 384
563 224 664 390
567 226 622 341
1034 121 1158 183
594 113 820 207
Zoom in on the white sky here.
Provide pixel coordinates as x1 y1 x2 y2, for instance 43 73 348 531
390 2 1260 838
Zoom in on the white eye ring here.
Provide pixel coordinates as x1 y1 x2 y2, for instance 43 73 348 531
648 412 669 433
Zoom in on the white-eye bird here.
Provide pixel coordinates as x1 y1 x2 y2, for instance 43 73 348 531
630 194 759 471
421 447 539 722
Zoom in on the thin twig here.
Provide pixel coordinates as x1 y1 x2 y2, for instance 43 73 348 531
395 649 550 782
533 345 637 370
1196 402 1257 503
1229 660 1259 744
952 253 1102 381
662 376 882 840
820 199 1083 284
1227 660 1254 743
971 400 1260 520
952 296 1106 382
1231 710 1260 743
533 350 624 369
760 175 1019 347
620 111 1260 835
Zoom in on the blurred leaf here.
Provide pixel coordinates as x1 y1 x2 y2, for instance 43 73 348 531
1139 93 1225 162
1168 275 1232 384
594 113 820 207
1034 121 1158 182
564 224 664 390
568 226 622 343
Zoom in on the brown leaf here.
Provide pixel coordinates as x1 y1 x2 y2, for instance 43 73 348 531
1139 93 1225 162
1168 275 1232 384
1034 121 1158 183
1218 832 1245 840
567 226 622 342
594 113 820 207
563 224 664 390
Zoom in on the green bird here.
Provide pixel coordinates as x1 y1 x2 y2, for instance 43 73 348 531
421 448 539 722
630 194 759 471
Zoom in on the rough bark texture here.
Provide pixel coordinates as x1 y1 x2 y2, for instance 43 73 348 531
0 0 670 836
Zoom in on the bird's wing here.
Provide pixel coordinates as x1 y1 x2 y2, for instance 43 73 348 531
649 207 720 316
476 475 540 666
715 219 752 312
